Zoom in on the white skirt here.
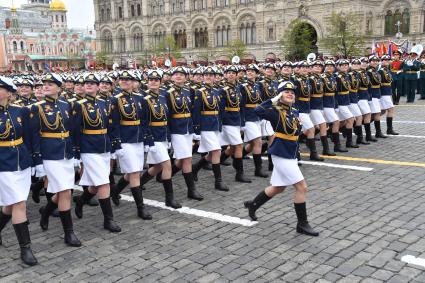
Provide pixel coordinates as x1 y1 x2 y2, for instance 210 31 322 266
219 125 243 146
172 134 193 159
80 153 111 186
244 121 262 142
358 100 371 115
198 131 221 153
310 109 326 126
348 103 362 117
261 120 275 137
270 155 304 187
43 159 75 193
0 168 31 206
118 142 144 173
380 96 394 110
369 98 381 114
147 141 170 164
323 108 339 123
337 105 354 120
299 113 314 132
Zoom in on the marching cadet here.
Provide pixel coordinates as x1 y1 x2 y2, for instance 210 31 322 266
192 66 229 191
244 81 319 237
218 65 251 183
34 79 44 101
367 56 387 138
294 61 325 160
164 67 204 200
379 55 399 135
255 63 280 170
239 63 268 178
73 76 86 100
403 50 421 103
0 77 38 266
139 70 182 209
110 70 152 220
30 73 81 247
419 52 425 100
322 60 347 152
335 59 357 148
358 58 376 143
390 50 404 104
61 75 75 100
310 60 335 155
348 59 368 145
72 73 121 232
15 78 37 106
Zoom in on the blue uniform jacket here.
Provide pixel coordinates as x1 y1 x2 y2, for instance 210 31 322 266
0 104 32 172
310 74 324 110
192 84 221 134
358 69 370 100
240 79 262 123
379 67 393 96
164 84 194 135
336 72 351 106
110 91 153 146
255 99 300 159
367 67 381 99
217 81 242 127
256 77 279 102
348 71 360 104
30 96 75 165
143 90 170 143
294 75 312 113
322 73 337 108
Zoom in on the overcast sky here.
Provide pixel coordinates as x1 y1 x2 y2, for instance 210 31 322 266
2 0 95 29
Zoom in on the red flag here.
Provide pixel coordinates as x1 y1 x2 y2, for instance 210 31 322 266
382 43 388 55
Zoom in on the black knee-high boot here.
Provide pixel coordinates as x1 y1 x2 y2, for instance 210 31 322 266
364 123 378 142
111 176 129 206
183 172 203 201
294 203 319 236
162 179 182 209
98 197 122 232
59 210 81 247
332 132 348 152
140 170 154 187
192 157 208 182
0 211 12 245
74 190 96 219
13 222 38 266
386 117 399 135
172 164 181 176
234 158 251 183
355 125 369 145
212 163 229 191
130 186 152 220
267 154 274 171
253 154 268 177
345 128 359 148
374 120 387 138
306 138 325 161
220 147 231 166
320 136 335 156
31 178 44 203
39 198 58 231
109 172 115 185
244 191 271 221
200 152 212 170
261 141 268 155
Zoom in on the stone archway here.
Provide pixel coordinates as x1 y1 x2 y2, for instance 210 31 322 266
285 20 318 60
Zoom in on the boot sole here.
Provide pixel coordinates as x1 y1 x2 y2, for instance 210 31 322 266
296 227 319 237
243 201 258 221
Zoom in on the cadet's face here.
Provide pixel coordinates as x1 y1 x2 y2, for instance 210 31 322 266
394 54 400 60
225 71 237 81
74 83 84 94
172 72 187 85
19 85 33 97
65 81 74 90
312 65 322 73
281 89 295 105
99 82 112 92
324 65 334 73
133 81 141 89
204 73 215 84
246 70 257 80
238 71 245 79
119 78 133 91
361 62 368 69
43 81 60 97
193 74 203 83
265 68 275 77
381 60 390 66
351 63 361 70
340 64 349 72
148 78 161 91
281 66 292 75
0 87 11 103
84 82 99 95
370 61 378 68
300 67 309 75
34 85 44 100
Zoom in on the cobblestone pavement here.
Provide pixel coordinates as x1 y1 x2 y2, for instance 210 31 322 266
1 96 425 282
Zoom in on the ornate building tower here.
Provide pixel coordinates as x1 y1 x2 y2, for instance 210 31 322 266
49 0 67 31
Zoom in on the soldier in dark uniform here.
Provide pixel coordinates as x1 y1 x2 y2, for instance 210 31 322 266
15 78 37 106
358 57 376 142
61 75 75 100
244 81 319 237
418 52 425 100
380 55 399 135
403 51 421 103
367 56 387 138
0 76 38 266
390 50 404 104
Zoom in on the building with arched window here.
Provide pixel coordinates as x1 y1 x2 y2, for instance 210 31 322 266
93 0 425 64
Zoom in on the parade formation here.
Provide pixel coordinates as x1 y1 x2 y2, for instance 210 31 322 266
2 47 421 267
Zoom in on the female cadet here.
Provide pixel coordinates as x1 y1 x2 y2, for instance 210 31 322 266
72 73 121 233
110 70 152 220
192 66 229 192
367 56 387 139
34 79 44 101
139 70 182 209
30 73 81 247
379 55 399 136
348 59 367 146
0 77 38 266
166 67 203 201
358 58 376 143
244 81 319 237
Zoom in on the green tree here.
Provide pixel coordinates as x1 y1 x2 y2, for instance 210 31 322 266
153 36 182 59
280 19 317 61
224 39 247 59
95 50 108 68
320 11 365 57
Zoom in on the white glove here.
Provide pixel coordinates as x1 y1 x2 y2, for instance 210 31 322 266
35 165 46 177
111 153 117 160
271 93 283 103
193 134 201 141
144 145 150 153
73 159 81 169
149 146 157 153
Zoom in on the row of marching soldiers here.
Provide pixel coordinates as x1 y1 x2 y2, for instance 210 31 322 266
0 53 399 265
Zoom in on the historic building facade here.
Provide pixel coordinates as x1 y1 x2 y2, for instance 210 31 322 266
94 0 425 64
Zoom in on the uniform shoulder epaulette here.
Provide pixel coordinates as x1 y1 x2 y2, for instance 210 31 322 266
10 103 22 108
115 93 124 98
97 97 106 102
133 92 142 97
68 98 77 103
77 98 87 104
34 100 46 106
144 95 152 100
198 87 206 92
167 88 175 93
223 86 229 91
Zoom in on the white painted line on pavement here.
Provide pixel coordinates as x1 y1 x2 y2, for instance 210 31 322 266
384 120 425 124
394 134 425 139
74 186 257 227
401 255 425 268
258 156 374 172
